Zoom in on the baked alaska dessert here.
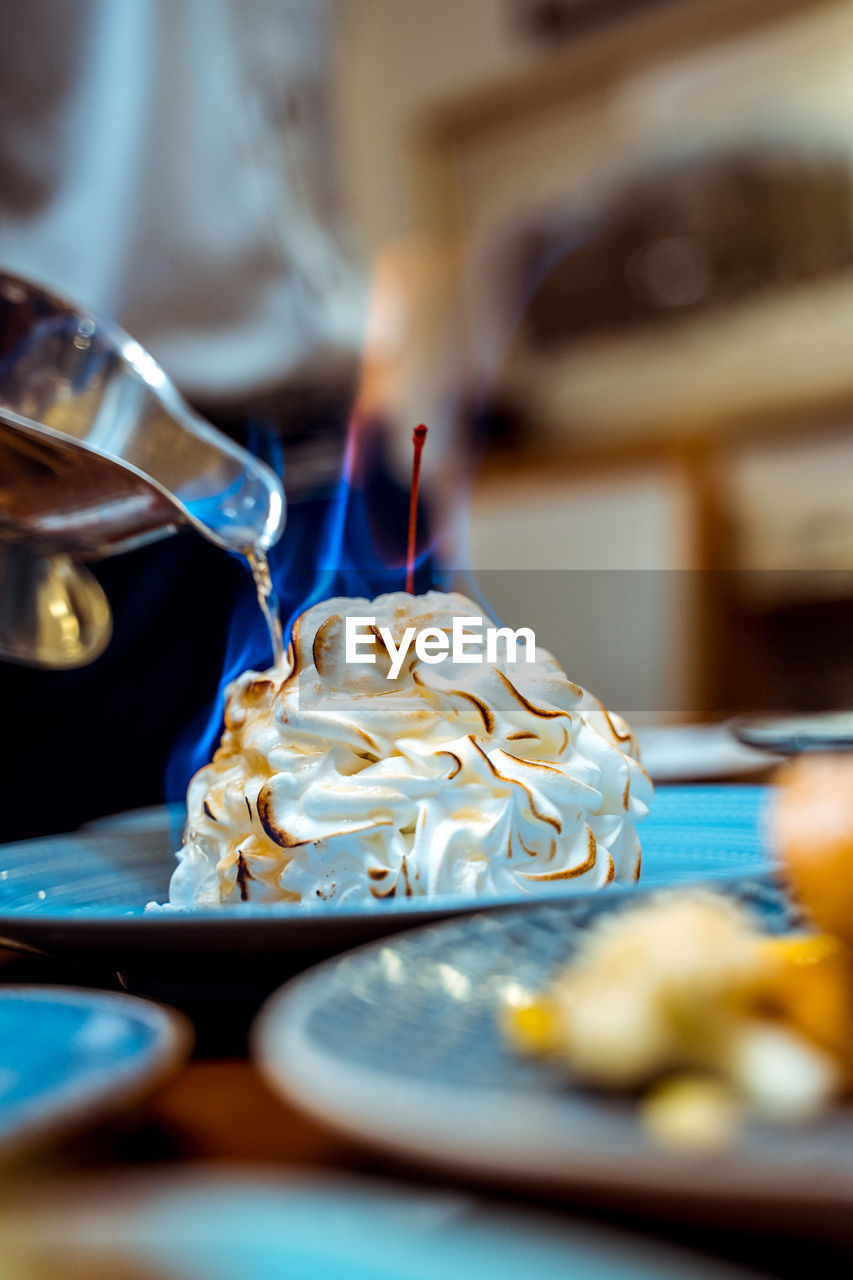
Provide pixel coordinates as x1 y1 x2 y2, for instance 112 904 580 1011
165 591 652 909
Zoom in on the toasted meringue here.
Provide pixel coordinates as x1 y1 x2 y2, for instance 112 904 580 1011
166 591 652 908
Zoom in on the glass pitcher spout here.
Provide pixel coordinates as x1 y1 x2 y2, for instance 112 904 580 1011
0 270 286 668
0 271 286 560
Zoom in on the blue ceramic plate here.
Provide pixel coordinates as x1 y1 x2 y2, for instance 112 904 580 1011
0 1169 760 1279
254 879 853 1220
0 986 191 1157
0 786 774 967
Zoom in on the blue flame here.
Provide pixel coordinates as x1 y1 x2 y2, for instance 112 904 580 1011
166 224 589 807
166 410 443 802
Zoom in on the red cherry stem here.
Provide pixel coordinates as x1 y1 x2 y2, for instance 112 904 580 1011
406 424 428 594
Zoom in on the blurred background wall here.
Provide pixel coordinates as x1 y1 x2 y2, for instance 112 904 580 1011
332 0 853 721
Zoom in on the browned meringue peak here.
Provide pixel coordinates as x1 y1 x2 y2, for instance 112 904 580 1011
165 590 652 909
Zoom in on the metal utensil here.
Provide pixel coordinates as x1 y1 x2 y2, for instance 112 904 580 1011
732 711 853 755
0 271 285 667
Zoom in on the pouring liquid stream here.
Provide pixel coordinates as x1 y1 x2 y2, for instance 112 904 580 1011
242 423 430 670
244 545 285 668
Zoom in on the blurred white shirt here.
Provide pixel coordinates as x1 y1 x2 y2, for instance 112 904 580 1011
0 0 365 399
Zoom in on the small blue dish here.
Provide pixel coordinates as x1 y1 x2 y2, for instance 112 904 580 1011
0 987 192 1157
0 1169 755 1279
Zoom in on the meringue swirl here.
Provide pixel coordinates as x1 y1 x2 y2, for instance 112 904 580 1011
167 591 652 908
